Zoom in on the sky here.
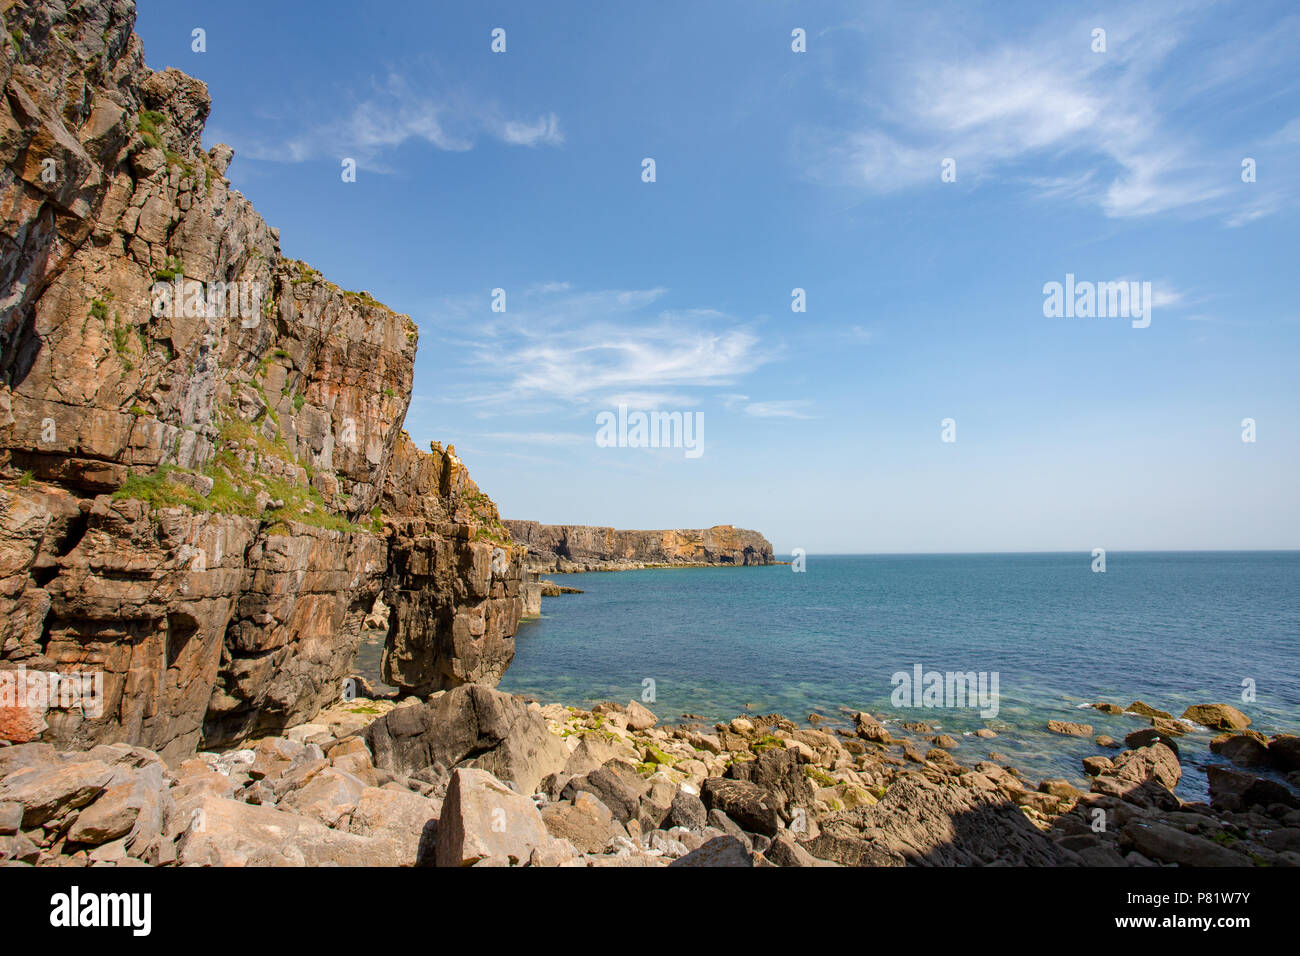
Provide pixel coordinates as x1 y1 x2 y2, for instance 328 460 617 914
134 0 1300 553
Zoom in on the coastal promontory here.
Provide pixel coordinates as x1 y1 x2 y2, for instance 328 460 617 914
503 521 775 573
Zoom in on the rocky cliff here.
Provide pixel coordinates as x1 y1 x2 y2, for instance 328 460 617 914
0 0 522 763
503 521 775 573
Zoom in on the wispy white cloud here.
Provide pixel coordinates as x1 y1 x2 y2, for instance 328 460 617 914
497 113 563 147
798 3 1300 223
423 284 772 411
228 73 562 170
719 394 814 418
742 400 815 420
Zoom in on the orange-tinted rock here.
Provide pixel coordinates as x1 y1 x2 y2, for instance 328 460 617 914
0 2 522 759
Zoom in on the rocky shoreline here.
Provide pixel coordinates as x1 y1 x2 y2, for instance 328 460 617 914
3 688 1296 867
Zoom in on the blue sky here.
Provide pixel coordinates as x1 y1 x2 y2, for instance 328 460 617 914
135 0 1299 553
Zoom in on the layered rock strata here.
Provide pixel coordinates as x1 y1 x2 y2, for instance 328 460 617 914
0 0 521 762
504 521 775 573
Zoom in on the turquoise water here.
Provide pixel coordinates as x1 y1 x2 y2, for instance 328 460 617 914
498 552 1300 801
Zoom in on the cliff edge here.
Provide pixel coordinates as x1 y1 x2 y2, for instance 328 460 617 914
0 0 521 762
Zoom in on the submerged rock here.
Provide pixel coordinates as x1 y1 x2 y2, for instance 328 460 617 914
1047 720 1093 737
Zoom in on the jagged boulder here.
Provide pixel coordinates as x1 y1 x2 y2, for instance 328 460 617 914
561 762 648 824
1207 766 1300 813
541 790 615 854
701 777 781 836
435 768 552 867
852 712 891 743
364 685 565 796
723 746 815 823
1090 743 1181 807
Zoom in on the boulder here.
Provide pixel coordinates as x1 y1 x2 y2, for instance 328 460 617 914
724 747 815 822
1128 701 1172 719
667 788 707 830
1269 736 1300 772
561 763 647 824
1181 704 1251 732
668 834 753 867
624 700 657 731
435 768 552 867
1150 716 1188 737
766 831 836 867
700 778 781 836
1039 778 1082 799
1124 728 1180 758
0 759 114 827
66 779 149 845
853 712 891 743
638 777 676 831
0 801 21 835
0 831 41 864
175 794 395 866
1091 743 1181 806
1207 766 1300 813
1046 720 1093 737
345 787 439 866
541 790 614 854
562 734 625 778
806 777 1075 866
279 768 367 827
1211 734 1270 768
1082 756 1114 777
1120 821 1248 867
248 737 304 783
364 685 566 796
529 838 584 867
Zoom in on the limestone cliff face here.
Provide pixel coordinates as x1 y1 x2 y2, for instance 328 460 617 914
503 520 775 572
0 0 521 762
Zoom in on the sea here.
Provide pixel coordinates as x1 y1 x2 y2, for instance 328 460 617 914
494 552 1300 802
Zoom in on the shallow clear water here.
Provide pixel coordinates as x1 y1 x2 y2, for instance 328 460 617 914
495 552 1300 801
